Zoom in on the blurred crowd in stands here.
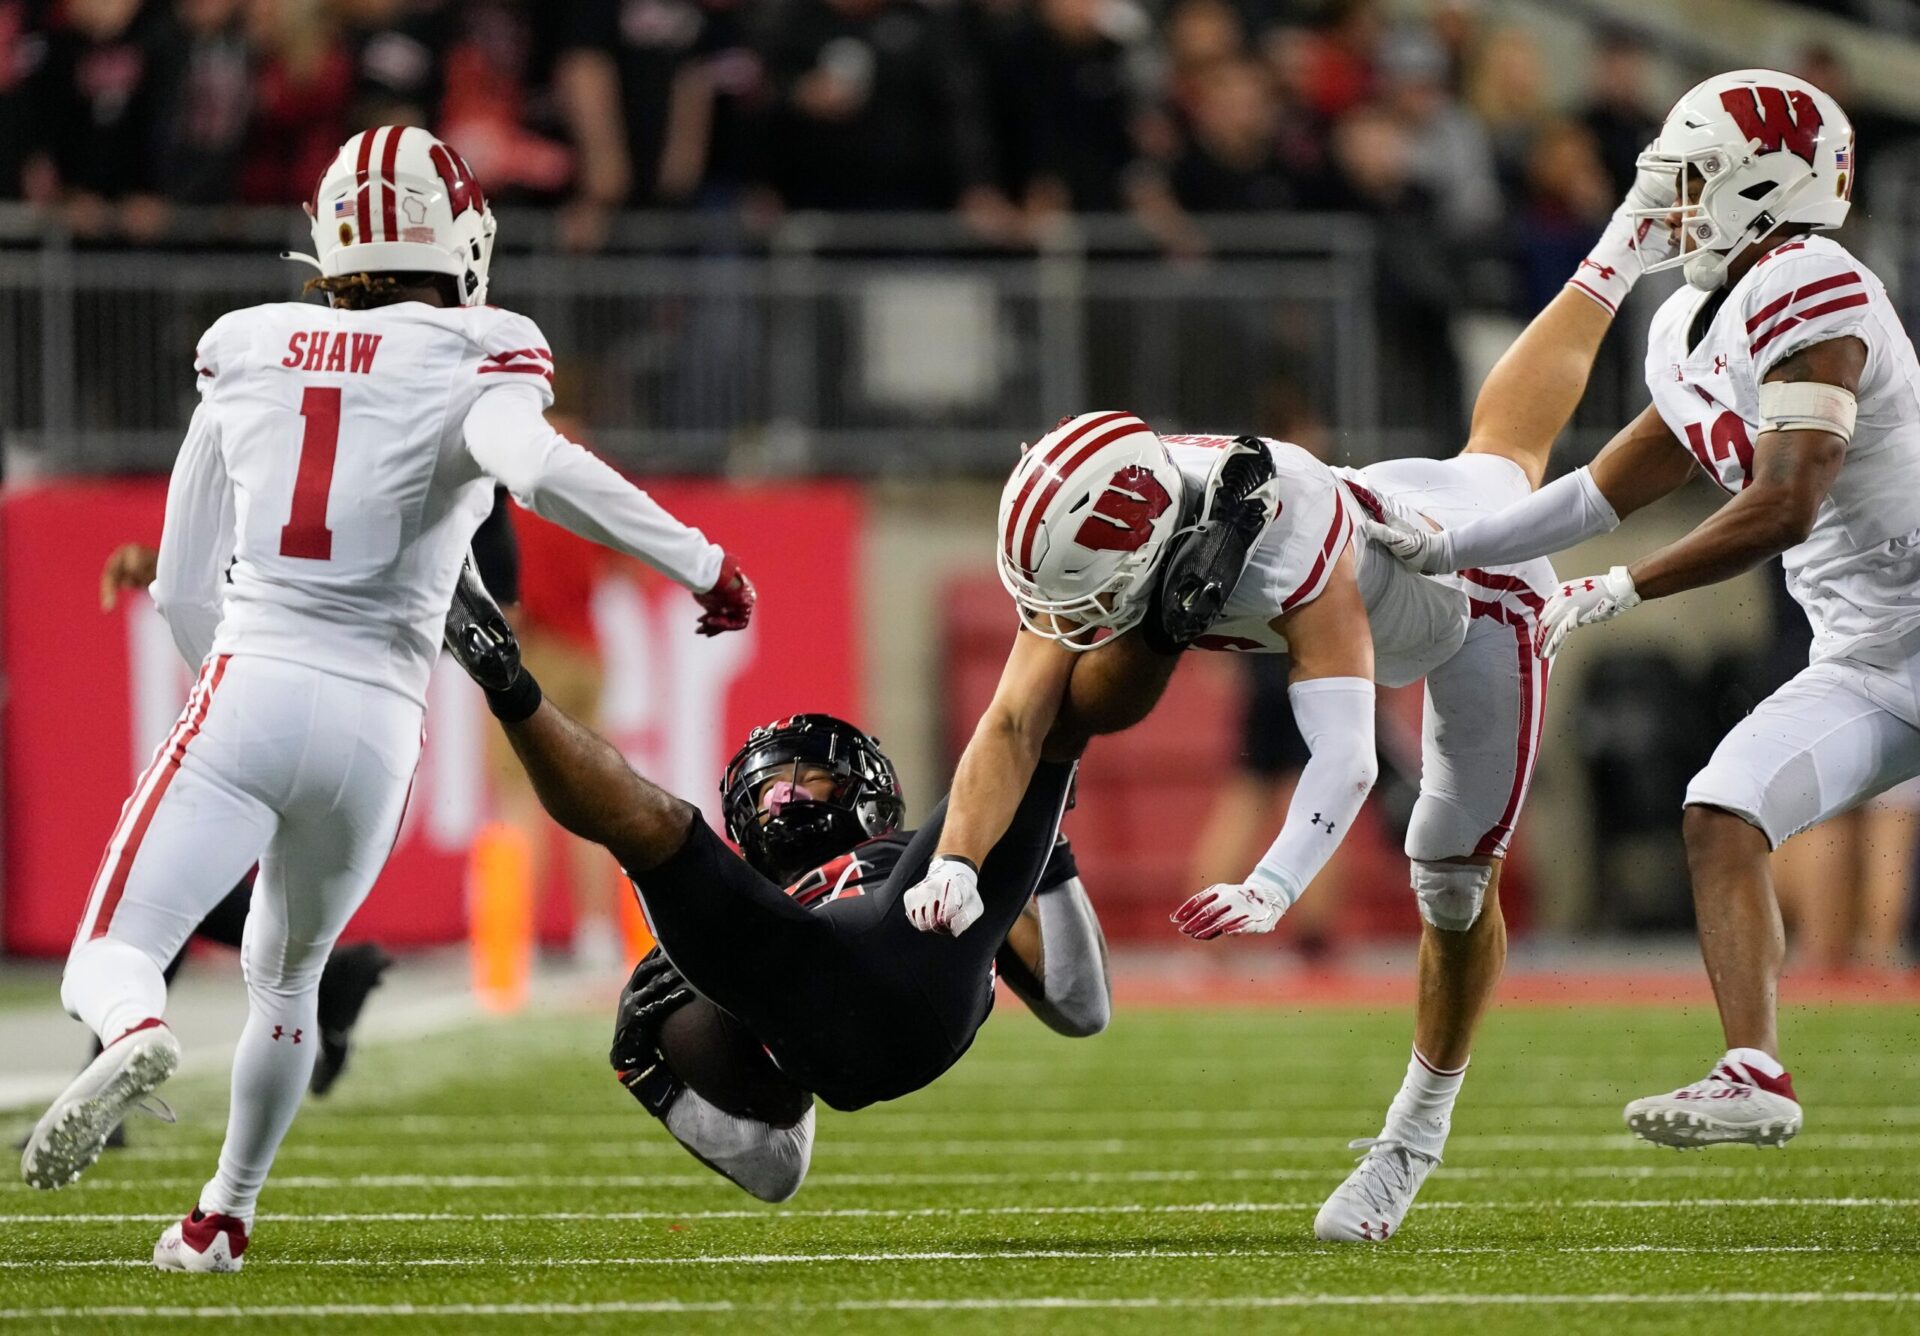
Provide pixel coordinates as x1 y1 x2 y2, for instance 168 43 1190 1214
4 0 1915 298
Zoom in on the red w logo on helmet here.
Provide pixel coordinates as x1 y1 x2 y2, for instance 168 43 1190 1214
1074 465 1172 553
1720 86 1823 164
429 143 486 217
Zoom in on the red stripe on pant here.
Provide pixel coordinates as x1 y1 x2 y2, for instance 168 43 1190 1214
81 655 231 942
1465 602 1547 859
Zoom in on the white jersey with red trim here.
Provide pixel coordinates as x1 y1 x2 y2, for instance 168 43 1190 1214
1161 437 1473 686
155 299 723 708
1644 235 1920 665
176 301 553 702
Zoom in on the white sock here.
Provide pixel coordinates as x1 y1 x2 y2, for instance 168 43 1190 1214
1380 1047 1467 1159
1034 880 1111 1038
61 938 167 1045
1565 214 1647 314
1723 1046 1785 1079
199 984 321 1222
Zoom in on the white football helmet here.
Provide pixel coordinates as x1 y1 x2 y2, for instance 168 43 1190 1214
1632 69 1853 291
288 126 497 306
997 412 1186 650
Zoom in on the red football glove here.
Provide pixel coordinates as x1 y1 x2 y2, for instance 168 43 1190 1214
694 552 755 636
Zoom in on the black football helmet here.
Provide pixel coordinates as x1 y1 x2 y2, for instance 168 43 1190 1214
721 714 906 884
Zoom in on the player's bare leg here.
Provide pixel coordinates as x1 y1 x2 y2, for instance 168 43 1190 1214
1622 805 1801 1148
1684 806 1784 1054
1460 287 1616 489
1412 857 1506 1071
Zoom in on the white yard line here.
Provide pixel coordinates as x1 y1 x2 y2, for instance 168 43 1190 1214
80 1131 1920 1162
0 1244 1868 1270
3 1293 1918 1320
44 1162 1847 1193
5 1197 1915 1226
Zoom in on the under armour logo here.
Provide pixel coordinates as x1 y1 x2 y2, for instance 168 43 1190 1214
1310 812 1336 834
1579 259 1615 280
1672 363 1684 382
1714 355 1729 374
271 1026 304 1044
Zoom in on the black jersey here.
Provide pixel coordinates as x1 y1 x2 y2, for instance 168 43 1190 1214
784 832 1080 910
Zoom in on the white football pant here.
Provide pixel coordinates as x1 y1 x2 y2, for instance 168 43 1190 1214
63 654 421 1219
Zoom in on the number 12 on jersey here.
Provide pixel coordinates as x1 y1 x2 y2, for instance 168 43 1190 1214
281 386 340 560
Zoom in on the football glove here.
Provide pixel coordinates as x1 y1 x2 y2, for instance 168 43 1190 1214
694 552 756 637
903 856 984 936
610 947 694 1073
1536 566 1640 658
1171 881 1287 940
1361 494 1453 575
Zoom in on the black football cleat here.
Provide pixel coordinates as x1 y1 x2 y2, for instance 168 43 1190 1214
310 943 394 1097
1154 437 1279 647
443 556 522 692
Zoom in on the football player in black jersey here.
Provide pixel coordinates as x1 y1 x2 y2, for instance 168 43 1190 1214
443 564 1110 1201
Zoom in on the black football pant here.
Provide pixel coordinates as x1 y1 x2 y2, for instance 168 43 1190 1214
628 761 1078 1110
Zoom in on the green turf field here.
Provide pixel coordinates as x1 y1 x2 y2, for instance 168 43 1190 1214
4 1000 1919 1333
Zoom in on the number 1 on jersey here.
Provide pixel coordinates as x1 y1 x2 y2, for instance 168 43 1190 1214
281 386 340 559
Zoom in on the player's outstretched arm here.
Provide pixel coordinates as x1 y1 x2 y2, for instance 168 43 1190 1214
463 384 754 635
1175 549 1377 939
1372 402 1697 575
1536 338 1862 658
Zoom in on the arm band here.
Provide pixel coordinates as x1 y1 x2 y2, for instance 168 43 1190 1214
1441 466 1621 571
1758 381 1857 443
1248 676 1378 905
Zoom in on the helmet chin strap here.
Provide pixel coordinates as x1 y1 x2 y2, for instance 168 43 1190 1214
280 250 324 274
1684 249 1731 291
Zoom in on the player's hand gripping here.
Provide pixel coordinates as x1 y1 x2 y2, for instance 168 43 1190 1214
694 552 756 637
1171 882 1288 940
1536 566 1640 658
904 856 984 937
1362 495 1453 575
99 542 159 610
610 947 694 1119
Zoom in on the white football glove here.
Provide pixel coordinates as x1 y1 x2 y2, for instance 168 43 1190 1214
1536 565 1640 658
1170 881 1288 940
1362 506 1453 575
903 856 984 937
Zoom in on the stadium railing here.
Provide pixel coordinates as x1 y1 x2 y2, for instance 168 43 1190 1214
1 206 1396 479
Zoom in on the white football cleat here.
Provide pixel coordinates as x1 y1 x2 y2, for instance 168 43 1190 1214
21 1019 179 1190
1624 1055 1802 1149
1313 1137 1438 1242
153 1207 250 1273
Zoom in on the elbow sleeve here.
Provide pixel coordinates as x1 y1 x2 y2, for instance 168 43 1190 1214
664 1092 815 1202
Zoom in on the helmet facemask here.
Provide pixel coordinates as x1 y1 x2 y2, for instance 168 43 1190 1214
720 717 905 884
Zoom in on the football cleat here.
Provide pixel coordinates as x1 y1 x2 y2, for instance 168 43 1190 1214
442 555 521 692
1154 437 1279 647
310 943 394 1096
21 1020 179 1190
1624 1055 1802 1149
153 1206 249 1273
1313 1137 1438 1243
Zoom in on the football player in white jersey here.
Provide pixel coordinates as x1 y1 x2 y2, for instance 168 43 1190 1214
19 126 757 1271
1368 70 1894 1150
890 175 1659 1237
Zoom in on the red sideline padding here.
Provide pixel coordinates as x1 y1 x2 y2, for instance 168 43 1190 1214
941 573 1534 944
1 478 863 956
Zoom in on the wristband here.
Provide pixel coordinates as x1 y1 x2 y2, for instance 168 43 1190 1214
486 669 543 723
936 854 979 875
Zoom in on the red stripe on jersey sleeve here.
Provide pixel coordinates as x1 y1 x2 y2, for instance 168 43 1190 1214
1750 290 1871 357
